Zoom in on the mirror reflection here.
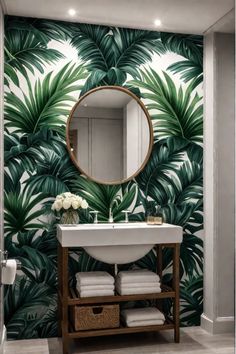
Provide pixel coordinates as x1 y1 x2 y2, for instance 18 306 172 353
67 87 153 184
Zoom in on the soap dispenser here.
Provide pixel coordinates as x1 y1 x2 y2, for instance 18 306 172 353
154 205 163 225
147 203 163 225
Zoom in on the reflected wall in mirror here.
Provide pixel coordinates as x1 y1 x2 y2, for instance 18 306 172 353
66 86 153 184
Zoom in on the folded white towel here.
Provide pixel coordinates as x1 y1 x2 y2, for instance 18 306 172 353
76 271 114 285
116 270 160 284
115 281 160 289
79 289 114 297
77 284 114 291
116 285 161 295
121 307 165 323
124 319 164 327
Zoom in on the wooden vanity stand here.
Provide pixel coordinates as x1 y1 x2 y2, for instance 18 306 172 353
57 228 182 354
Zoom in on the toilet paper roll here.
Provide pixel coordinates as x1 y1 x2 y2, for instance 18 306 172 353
2 259 17 285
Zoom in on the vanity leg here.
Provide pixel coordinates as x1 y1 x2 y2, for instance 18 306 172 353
156 245 163 283
62 337 69 354
156 245 163 312
173 243 180 343
61 247 70 353
57 244 62 337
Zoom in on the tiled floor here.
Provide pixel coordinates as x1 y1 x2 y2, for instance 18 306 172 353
4 327 235 354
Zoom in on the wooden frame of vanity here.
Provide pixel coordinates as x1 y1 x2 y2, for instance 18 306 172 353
57 225 182 354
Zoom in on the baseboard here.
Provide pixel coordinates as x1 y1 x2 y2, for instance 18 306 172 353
0 325 6 354
201 313 235 334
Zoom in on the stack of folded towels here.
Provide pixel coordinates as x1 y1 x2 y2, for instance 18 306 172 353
76 271 115 297
115 269 161 295
121 307 165 327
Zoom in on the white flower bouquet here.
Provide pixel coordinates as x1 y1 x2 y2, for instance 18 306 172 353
51 192 88 224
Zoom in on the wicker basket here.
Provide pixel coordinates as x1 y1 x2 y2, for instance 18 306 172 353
71 304 120 331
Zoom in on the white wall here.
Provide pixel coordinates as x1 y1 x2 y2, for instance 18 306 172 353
201 31 235 334
215 33 235 318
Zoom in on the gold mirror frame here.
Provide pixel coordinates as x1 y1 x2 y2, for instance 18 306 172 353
66 85 154 185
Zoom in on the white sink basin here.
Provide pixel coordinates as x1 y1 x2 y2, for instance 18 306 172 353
57 222 182 264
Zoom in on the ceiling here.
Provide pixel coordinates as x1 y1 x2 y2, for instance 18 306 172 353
1 0 235 34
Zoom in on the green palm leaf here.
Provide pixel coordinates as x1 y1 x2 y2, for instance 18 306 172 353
4 275 57 339
4 63 19 87
72 176 138 222
4 169 21 195
5 128 67 181
72 176 119 218
5 16 72 44
4 186 46 235
186 203 203 235
163 231 203 276
161 33 203 61
35 305 58 338
4 15 72 87
160 33 203 86
113 28 165 74
18 246 57 286
163 203 198 226
5 228 58 267
180 274 203 326
25 147 79 197
149 142 203 207
168 61 203 89
130 68 203 143
136 136 203 277
174 160 203 204
70 24 113 70
180 233 203 276
135 137 190 202
71 250 112 273
5 63 87 135
136 230 203 282
4 131 36 176
4 29 64 83
70 24 165 93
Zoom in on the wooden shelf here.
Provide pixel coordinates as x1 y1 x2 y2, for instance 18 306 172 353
58 242 181 354
68 321 174 338
68 285 175 305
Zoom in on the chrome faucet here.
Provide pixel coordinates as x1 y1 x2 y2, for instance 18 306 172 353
122 210 130 223
108 207 113 223
89 210 99 223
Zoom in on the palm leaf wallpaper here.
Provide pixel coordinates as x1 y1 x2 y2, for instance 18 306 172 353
4 16 203 339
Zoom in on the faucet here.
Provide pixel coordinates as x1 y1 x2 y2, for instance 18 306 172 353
122 210 130 223
89 210 99 223
108 207 113 223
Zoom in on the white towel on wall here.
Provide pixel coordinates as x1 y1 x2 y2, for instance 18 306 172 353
77 284 114 291
115 281 160 289
124 319 164 327
76 271 114 285
116 270 160 284
116 285 161 295
121 307 165 323
79 289 114 297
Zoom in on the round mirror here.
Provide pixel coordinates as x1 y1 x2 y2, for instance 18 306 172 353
66 86 153 184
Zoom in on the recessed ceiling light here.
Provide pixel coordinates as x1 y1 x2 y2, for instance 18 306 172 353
154 19 162 27
68 9 76 16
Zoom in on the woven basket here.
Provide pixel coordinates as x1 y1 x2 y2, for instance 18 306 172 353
71 304 120 331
